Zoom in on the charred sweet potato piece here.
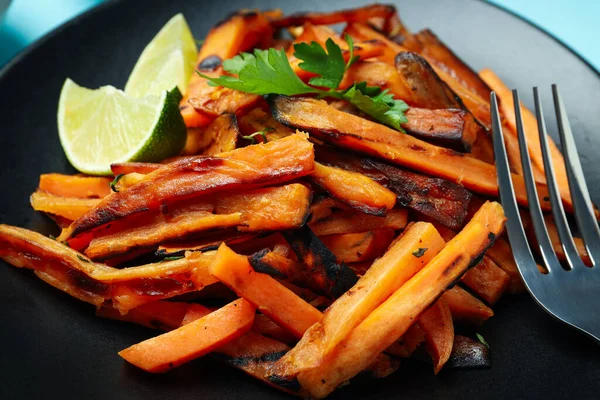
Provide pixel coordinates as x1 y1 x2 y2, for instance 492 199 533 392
417 298 454 374
307 195 337 224
292 201 505 398
344 22 407 65
485 238 525 294
180 10 273 127
319 229 396 263
461 256 510 305
270 96 558 212
30 191 100 221
39 173 111 199
402 107 478 151
271 4 396 27
339 61 412 101
194 113 240 156
272 222 445 378
118 298 255 373
96 301 190 331
61 134 314 240
156 233 257 256
209 244 323 339
248 248 306 285
311 162 396 216
0 225 218 313
110 162 161 175
283 226 358 299
238 108 295 142
309 208 408 236
442 286 494 325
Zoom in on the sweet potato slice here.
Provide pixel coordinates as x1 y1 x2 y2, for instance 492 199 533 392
238 108 295 142
270 96 558 211
252 314 297 345
39 173 111 198
180 10 272 127
61 134 314 240
480 68 570 195
402 107 478 151
309 208 408 236
273 222 445 378
180 303 213 326
442 286 494 325
118 298 255 373
157 232 257 256
96 301 190 331
283 226 358 299
110 162 161 175
385 324 426 358
293 201 505 398
340 61 412 101
311 162 396 216
319 229 395 263
248 249 306 285
344 22 407 65
271 4 396 27
196 113 240 156
461 256 510 305
417 298 454 374
485 238 525 294
209 244 323 338
30 191 100 221
0 224 218 312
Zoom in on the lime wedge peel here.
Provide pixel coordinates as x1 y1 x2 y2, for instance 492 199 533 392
58 79 186 175
124 13 197 98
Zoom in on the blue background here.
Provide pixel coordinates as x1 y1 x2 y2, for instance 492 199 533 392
1 0 599 71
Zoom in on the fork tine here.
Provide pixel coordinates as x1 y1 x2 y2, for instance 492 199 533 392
513 90 559 273
551 85 600 265
533 87 587 270
490 92 539 280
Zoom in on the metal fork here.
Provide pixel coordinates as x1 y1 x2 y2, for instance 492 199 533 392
491 85 600 344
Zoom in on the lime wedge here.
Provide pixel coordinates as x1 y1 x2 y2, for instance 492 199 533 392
58 79 186 175
124 13 197 98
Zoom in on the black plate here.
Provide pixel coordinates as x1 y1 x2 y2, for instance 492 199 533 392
1 0 599 398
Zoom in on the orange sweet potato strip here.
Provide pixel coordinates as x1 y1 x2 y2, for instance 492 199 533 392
385 324 426 358
39 173 111 198
485 237 526 294
461 256 510 305
118 298 255 373
344 22 408 65
272 222 445 378
309 208 408 236
238 108 295 142
209 243 323 339
61 134 314 240
417 298 454 374
30 191 100 220
442 286 494 325
293 201 505 398
270 95 559 212
480 68 570 194
0 224 218 313
271 4 396 27
180 10 273 127
110 162 161 175
311 162 396 216
339 61 412 101
319 229 396 263
96 301 190 331
197 113 240 156
252 314 298 345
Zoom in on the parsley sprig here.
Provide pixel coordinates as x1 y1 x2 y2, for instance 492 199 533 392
197 35 409 131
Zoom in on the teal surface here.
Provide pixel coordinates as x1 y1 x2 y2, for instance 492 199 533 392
1 0 599 71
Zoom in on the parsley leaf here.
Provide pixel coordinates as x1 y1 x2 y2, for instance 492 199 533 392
197 37 409 130
163 255 185 262
199 49 318 96
412 248 428 258
294 38 345 89
476 333 490 349
242 127 274 144
109 174 124 193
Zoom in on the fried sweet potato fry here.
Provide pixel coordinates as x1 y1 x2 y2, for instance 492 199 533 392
181 10 273 127
0 225 218 312
273 222 445 377
110 162 161 175
62 134 314 240
293 201 505 398
339 61 412 101
271 4 396 27
283 226 358 299
209 244 323 338
309 208 408 236
270 96 558 211
311 162 396 216
417 298 454 374
39 173 111 198
118 298 255 373
248 248 306 284
485 238 525 294
307 195 336 224
385 324 426 358
252 314 298 345
344 22 407 65
442 286 493 325
96 301 190 331
30 191 100 221
196 113 240 156
319 229 396 263
480 68 569 191
238 108 295 142
461 256 510 305
157 232 257 256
